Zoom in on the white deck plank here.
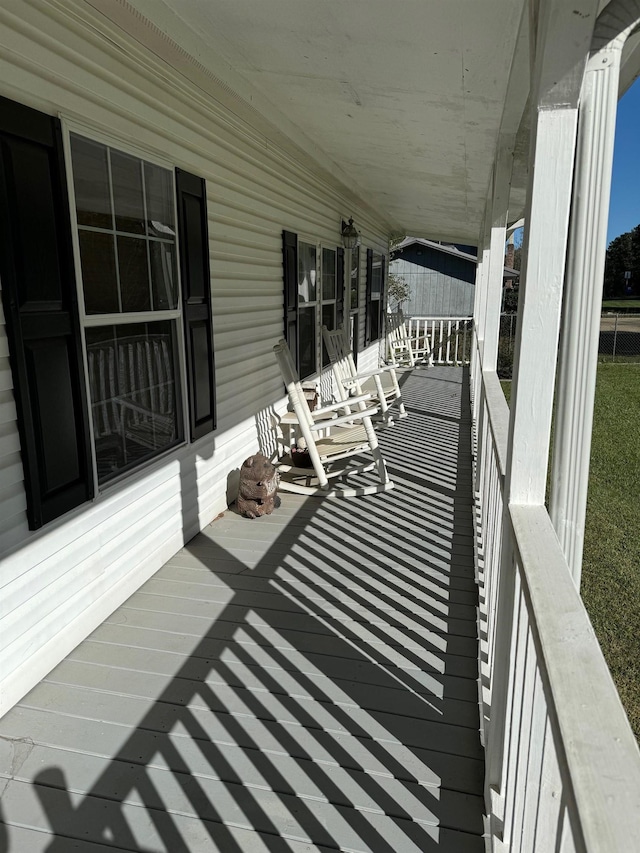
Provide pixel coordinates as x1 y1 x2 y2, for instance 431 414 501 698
0 368 485 852
67 637 479 702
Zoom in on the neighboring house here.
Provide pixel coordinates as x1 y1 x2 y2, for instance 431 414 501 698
389 237 519 316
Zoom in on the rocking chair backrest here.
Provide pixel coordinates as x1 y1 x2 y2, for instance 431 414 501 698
322 323 407 424
273 338 393 495
322 326 364 402
385 312 416 367
273 340 315 428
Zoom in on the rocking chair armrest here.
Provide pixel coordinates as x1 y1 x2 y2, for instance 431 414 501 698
341 365 394 386
313 393 374 415
309 405 379 430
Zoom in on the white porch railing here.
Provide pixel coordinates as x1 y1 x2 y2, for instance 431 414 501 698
473 332 640 853
404 315 473 365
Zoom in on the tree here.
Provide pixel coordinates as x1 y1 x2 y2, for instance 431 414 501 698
387 272 410 311
512 245 522 271
388 234 410 312
604 225 640 298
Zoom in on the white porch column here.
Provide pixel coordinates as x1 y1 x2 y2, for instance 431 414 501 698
474 147 512 489
484 0 599 816
471 226 491 424
473 213 491 410
475 243 492 351
486 107 581 800
343 245 352 349
550 12 640 586
483 140 514 373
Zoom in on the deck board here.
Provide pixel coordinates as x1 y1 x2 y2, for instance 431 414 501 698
0 367 485 852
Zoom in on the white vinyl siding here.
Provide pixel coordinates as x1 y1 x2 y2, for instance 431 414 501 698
0 0 391 715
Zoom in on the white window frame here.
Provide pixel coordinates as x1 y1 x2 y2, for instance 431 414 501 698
296 236 319 380
320 245 338 368
295 236 345 379
61 121 189 492
350 245 361 356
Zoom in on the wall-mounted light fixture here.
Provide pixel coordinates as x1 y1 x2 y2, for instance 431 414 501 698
341 217 360 250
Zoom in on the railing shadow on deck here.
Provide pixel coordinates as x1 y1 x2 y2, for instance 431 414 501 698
5 369 484 853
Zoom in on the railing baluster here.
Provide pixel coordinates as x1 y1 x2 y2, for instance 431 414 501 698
403 316 473 365
520 666 546 852
501 575 527 848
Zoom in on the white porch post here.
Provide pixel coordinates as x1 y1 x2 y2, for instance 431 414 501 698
474 146 512 490
550 10 640 586
483 140 514 373
343 245 352 349
484 0 599 822
472 221 491 425
486 106 581 805
475 243 491 352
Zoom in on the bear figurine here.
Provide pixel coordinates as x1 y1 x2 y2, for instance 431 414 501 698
236 453 281 519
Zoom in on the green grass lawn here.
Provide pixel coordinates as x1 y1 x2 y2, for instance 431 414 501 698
501 365 640 739
602 299 640 309
581 364 640 738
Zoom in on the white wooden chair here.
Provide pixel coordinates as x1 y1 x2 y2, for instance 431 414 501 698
273 339 394 496
322 325 407 424
385 312 432 368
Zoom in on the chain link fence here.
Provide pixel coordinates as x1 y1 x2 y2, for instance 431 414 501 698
497 312 640 378
599 314 640 363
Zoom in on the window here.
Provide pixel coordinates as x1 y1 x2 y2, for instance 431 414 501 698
297 240 317 378
349 246 360 358
0 95 215 527
366 249 386 345
283 232 344 378
70 135 185 483
321 247 337 367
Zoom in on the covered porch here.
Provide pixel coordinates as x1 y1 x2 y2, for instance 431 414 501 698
0 368 486 852
2 0 640 850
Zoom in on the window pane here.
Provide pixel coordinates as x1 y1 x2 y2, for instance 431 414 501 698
350 313 360 359
299 306 316 378
145 162 175 238
71 137 179 315
322 302 336 332
71 135 112 229
86 320 183 484
370 302 380 342
111 150 145 235
372 253 382 295
350 246 360 307
298 242 317 303
118 236 151 312
322 248 336 301
321 303 335 367
150 241 178 309
79 230 119 314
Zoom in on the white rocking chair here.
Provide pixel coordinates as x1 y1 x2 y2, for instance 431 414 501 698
322 325 407 424
385 312 433 368
273 339 394 496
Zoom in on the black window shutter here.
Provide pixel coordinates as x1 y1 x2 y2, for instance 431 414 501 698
336 246 345 330
364 247 374 345
282 230 298 367
176 168 216 441
0 97 93 529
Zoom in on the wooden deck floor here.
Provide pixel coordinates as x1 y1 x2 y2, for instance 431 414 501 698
0 367 485 852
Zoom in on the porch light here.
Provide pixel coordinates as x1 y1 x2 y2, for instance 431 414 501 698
341 217 359 250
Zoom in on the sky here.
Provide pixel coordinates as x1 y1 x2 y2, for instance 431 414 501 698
607 78 640 245
511 79 640 250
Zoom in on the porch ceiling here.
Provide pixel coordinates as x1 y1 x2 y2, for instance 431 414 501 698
111 0 531 244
